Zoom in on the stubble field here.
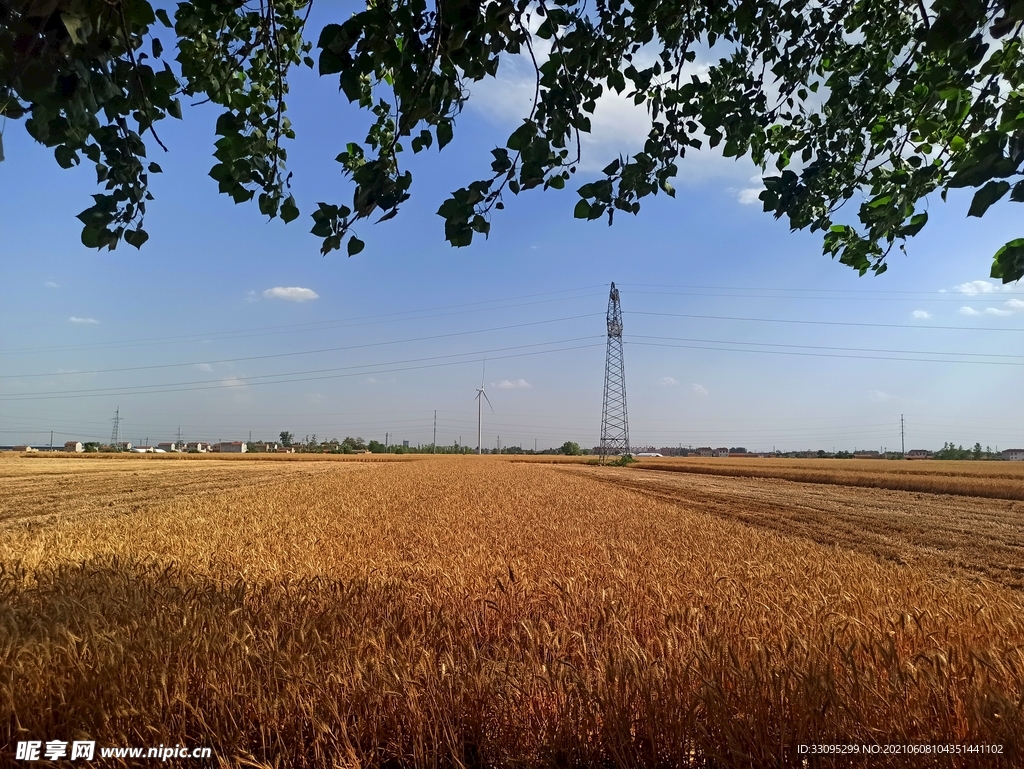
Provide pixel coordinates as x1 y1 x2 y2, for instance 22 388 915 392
1 454 1023 767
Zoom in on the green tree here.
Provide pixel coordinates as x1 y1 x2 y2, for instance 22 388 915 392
561 441 582 456
279 431 294 447
5 1 1024 280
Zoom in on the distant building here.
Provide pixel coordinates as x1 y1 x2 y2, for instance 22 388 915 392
635 452 663 457
12 445 38 452
1002 449 1024 461
853 451 881 459
216 441 247 453
906 449 932 460
714 447 730 457
157 442 183 452
695 447 714 457
275 446 295 454
186 442 209 453
64 441 84 453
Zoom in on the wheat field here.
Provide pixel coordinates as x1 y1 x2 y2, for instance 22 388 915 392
1 455 1023 767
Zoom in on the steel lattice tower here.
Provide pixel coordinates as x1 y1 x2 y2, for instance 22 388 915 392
600 283 629 461
110 407 124 451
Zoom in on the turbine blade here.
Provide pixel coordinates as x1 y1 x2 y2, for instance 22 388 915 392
482 389 494 413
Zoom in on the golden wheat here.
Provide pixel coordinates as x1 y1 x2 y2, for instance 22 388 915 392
1 456 1021 767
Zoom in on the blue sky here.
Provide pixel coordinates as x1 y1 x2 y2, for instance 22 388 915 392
2 5 1024 452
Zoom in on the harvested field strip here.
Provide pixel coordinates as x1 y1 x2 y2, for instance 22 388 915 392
582 467 1024 589
2 458 1023 767
634 457 1024 501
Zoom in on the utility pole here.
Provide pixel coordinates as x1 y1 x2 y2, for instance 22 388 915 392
386 432 389 452
49 430 53 451
534 438 537 453
433 410 437 454
177 426 183 451
599 283 629 462
901 414 905 458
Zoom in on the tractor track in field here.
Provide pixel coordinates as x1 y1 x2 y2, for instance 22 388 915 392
571 466 1024 589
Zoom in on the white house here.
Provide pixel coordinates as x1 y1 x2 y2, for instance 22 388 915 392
64 441 84 453
216 441 248 453
1002 449 1024 461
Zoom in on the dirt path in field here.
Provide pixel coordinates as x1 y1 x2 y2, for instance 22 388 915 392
571 466 1024 589
0 459 343 529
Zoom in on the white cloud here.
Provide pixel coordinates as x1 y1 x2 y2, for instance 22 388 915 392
986 307 1014 316
195 363 213 372
1006 298 1024 310
737 187 763 205
954 280 998 295
691 383 708 396
959 307 981 316
657 376 679 386
495 379 531 389
911 310 931 319
869 390 892 403
466 55 750 181
44 281 59 288
69 316 99 324
219 377 247 389
737 175 765 205
262 286 319 302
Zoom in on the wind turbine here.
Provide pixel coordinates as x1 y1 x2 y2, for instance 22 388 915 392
475 361 493 454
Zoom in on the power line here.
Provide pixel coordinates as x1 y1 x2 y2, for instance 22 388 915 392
629 334 1024 362
629 339 1024 366
0 338 604 402
630 310 1024 332
1 313 601 379
0 286 606 355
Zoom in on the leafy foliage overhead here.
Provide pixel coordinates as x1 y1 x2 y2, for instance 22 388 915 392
3 0 1024 281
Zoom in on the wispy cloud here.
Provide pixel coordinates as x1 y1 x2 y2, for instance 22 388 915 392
262 286 319 302
986 307 1014 316
495 379 531 389
869 390 892 402
44 281 59 288
195 363 213 373
911 310 931 320
657 376 679 386
1006 298 1024 310
219 377 247 389
69 316 99 324
959 307 981 316
692 383 708 396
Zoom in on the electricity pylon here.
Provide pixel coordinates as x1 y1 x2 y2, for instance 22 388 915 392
110 407 124 451
599 283 629 461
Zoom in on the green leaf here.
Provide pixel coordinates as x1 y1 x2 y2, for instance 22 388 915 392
506 121 536 151
124 228 149 249
347 235 365 256
968 181 1011 218
55 146 80 169
281 196 299 223
437 121 453 150
991 238 1024 282
155 8 171 26
61 13 86 45
573 200 591 218
148 163 162 173
167 99 182 120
